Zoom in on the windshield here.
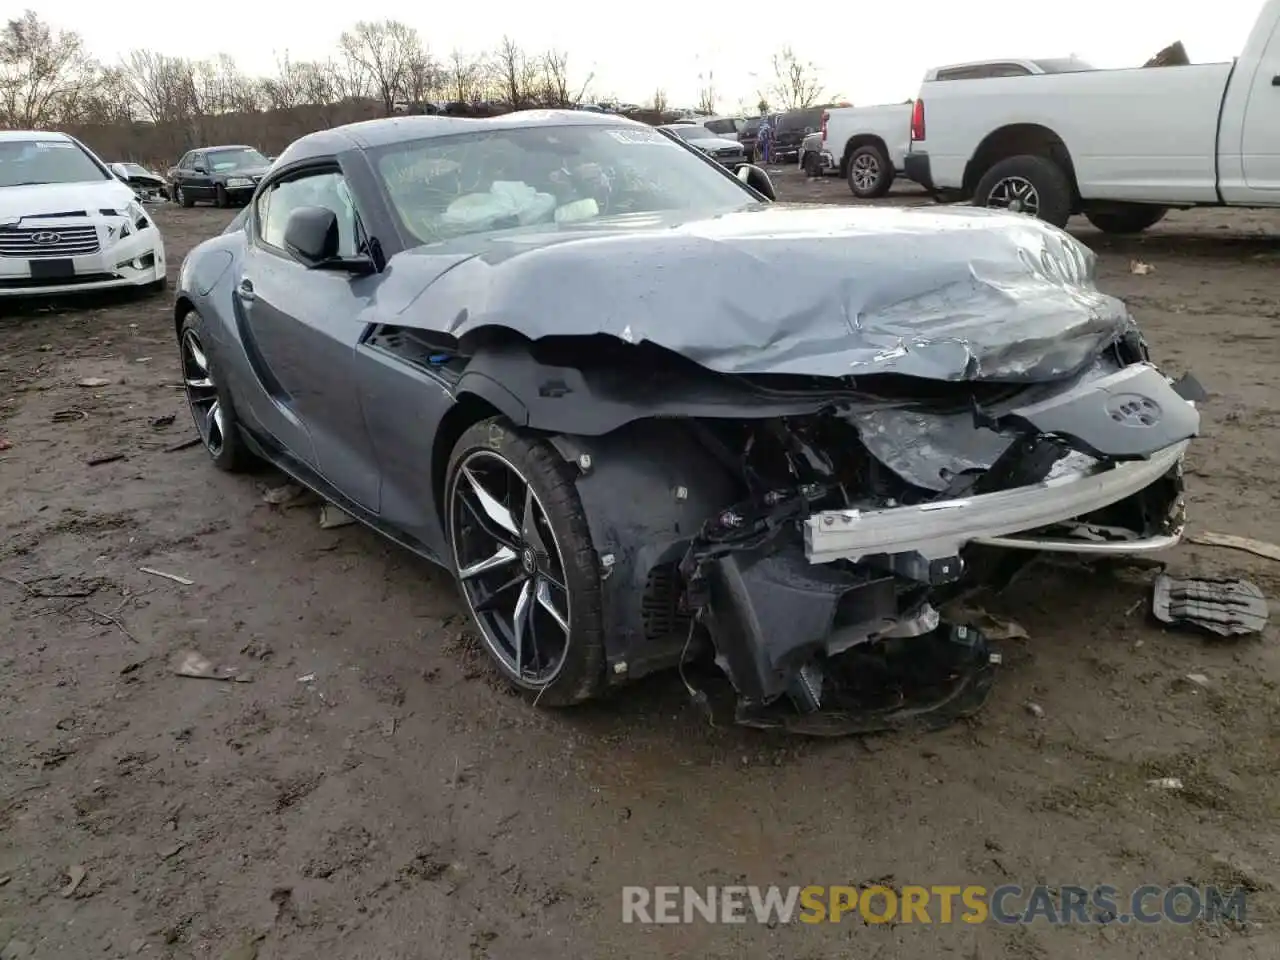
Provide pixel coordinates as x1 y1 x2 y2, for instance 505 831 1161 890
0 138 108 188
207 148 267 172
372 122 757 244
122 163 151 176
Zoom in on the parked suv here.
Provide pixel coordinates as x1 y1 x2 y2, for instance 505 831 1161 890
772 106 840 163
171 145 271 207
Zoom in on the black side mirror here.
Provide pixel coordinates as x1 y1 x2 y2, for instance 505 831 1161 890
736 164 776 202
284 205 340 264
283 205 375 275
193 164 207 174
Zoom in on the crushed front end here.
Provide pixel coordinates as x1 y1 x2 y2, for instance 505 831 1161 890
548 339 1200 734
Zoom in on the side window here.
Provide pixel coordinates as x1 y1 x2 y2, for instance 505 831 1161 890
705 119 732 135
192 152 206 170
177 152 192 170
257 170 359 260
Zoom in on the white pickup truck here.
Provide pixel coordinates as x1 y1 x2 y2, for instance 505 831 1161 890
905 0 1280 231
817 59 1093 199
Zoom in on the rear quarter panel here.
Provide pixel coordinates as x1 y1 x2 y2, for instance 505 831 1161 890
918 64 1234 203
825 104 913 170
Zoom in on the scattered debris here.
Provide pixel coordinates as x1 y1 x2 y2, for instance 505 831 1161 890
151 414 176 429
87 453 126 466
164 437 202 453
135 357 152 363
297 673 316 684
139 566 194 586
380 717 397 738
1185 673 1211 689
1188 530 1280 563
1129 260 1154 276
174 650 246 682
940 600 1029 641
77 377 111 388
51 409 88 423
1152 574 1269 637
0 875 9 887
1148 777 1184 790
1024 701 1046 719
319 503 357 529
60 863 86 898
0 439 11 452
262 483 306 505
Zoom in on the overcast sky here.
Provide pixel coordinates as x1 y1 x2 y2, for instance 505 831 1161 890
30 0 1265 109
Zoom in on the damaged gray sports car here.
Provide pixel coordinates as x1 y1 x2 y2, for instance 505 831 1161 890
173 110 1201 731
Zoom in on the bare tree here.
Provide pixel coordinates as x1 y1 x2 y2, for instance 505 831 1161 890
403 48 442 109
260 52 311 111
492 36 530 108
339 19 423 115
696 70 716 115
765 46 825 110
447 48 482 103
540 49 570 107
0 11 99 127
651 88 668 114
119 50 198 126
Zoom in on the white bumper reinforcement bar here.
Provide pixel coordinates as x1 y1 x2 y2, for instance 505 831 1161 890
804 440 1188 564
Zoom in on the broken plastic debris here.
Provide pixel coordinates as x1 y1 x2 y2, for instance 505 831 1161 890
262 483 305 505
1148 777 1184 790
174 650 245 682
1024 701 1045 719
139 566 194 586
76 377 111 388
1152 574 1269 637
297 673 316 683
1129 260 1154 275
1184 673 1211 688
1188 531 1280 563
319 504 356 529
940 601 1029 642
59 864 86 898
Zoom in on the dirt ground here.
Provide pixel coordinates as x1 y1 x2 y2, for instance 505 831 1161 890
1 168 1278 960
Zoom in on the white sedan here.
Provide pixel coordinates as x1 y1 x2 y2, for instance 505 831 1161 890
0 130 166 297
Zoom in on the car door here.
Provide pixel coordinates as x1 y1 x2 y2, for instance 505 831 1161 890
172 152 191 194
235 165 383 511
1240 21 1280 191
190 151 214 200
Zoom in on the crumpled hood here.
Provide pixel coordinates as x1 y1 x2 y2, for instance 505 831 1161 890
401 203 1133 382
0 179 136 220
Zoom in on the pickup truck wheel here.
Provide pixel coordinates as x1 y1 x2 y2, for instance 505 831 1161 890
847 145 893 198
974 155 1072 228
1084 205 1168 234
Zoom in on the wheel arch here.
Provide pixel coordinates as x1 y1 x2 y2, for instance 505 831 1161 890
964 124 1079 199
431 393 506 533
174 294 196 338
839 134 890 177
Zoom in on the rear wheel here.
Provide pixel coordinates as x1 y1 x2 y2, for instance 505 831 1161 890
177 185 194 208
445 418 605 706
178 311 256 472
847 144 893 198
1084 205 1168 234
973 155 1072 228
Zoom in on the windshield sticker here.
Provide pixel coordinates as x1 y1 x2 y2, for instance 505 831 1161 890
606 129 665 145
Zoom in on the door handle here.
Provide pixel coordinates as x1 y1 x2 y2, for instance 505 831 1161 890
238 278 256 301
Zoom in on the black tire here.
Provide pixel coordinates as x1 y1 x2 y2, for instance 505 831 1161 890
973 154 1072 228
445 417 605 706
1084 205 1168 235
178 310 257 473
177 185 194 208
215 184 229 208
803 151 822 178
847 144 893 199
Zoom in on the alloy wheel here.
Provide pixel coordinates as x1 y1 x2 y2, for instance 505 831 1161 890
852 153 881 192
180 328 226 458
986 176 1040 217
448 450 571 688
